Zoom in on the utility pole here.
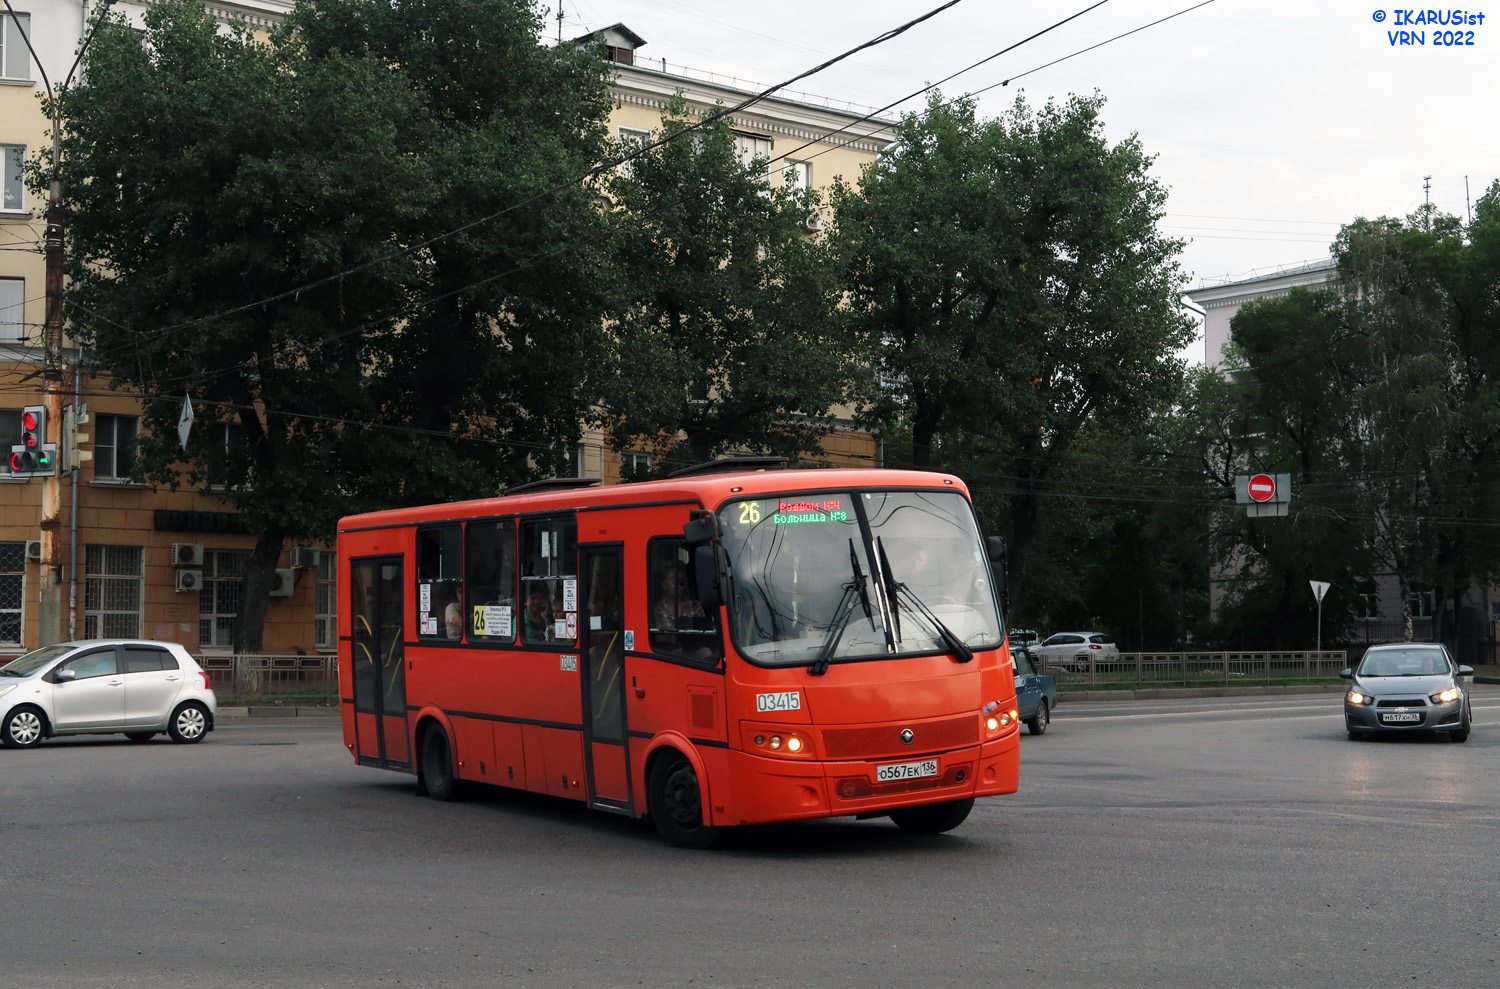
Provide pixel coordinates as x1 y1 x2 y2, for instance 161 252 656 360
556 1 564 44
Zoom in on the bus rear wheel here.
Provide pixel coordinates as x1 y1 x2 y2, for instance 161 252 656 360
420 726 459 802
648 753 719 849
889 798 974 835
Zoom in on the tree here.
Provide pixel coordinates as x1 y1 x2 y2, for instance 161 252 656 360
49 0 617 650
600 99 856 470
831 92 1194 615
1188 186 1500 652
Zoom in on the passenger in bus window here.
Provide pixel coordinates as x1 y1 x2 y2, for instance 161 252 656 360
522 589 551 641
652 569 705 630
444 602 463 641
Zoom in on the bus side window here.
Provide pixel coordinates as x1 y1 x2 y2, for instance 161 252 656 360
417 525 464 641
520 516 578 647
465 519 517 644
647 537 722 662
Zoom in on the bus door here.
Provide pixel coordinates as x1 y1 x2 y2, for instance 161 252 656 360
580 544 631 811
350 556 411 769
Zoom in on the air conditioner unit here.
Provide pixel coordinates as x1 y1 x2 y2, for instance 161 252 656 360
803 212 825 232
25 540 41 561
172 542 205 566
269 568 295 597
175 569 203 593
292 547 320 569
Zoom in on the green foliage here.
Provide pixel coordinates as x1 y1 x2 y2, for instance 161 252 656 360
51 0 616 647
600 98 856 469
1187 184 1500 650
831 91 1195 617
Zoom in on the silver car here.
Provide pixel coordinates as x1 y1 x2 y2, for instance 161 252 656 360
1341 643 1472 742
0 640 217 748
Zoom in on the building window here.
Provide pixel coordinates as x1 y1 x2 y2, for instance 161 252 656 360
84 545 142 639
621 450 651 480
0 541 22 644
1 12 31 81
735 132 772 169
0 408 20 454
783 160 812 191
207 421 245 489
94 413 139 480
617 126 651 177
0 278 21 342
1407 590 1434 620
1354 592 1379 621
2 145 24 212
200 549 248 647
314 551 336 650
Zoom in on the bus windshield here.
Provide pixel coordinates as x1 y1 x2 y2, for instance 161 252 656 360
717 489 1003 668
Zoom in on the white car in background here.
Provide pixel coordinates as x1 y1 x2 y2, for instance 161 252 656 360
1030 632 1119 673
0 640 217 748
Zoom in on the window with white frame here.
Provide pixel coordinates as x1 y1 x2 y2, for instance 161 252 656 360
84 545 142 639
617 126 651 177
94 413 140 480
1354 591 1379 621
783 160 812 191
0 278 21 342
2 145 24 212
621 450 652 480
314 551 336 650
207 420 246 489
0 541 22 645
734 132 772 170
1 12 30 82
200 549 248 647
1407 589 1434 619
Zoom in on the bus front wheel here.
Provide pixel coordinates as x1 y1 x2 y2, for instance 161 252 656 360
889 798 974 835
648 752 719 849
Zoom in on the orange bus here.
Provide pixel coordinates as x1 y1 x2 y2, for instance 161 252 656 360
336 459 1021 846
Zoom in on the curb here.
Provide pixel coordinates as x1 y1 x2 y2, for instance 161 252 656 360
218 706 340 719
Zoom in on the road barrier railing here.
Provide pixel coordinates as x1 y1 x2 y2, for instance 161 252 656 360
1035 650 1349 687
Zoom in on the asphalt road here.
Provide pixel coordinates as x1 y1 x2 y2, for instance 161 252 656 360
5 690 1500 988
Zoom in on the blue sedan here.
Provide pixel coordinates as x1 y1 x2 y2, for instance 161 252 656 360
1012 645 1058 735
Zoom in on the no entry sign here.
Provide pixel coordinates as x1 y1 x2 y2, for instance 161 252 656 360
1247 473 1276 503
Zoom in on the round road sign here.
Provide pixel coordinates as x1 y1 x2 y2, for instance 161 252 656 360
1248 473 1276 503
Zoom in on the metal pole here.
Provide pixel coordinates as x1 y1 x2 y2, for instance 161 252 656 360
1316 598 1323 655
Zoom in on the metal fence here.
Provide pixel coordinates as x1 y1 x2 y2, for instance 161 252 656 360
1034 650 1349 688
200 653 339 702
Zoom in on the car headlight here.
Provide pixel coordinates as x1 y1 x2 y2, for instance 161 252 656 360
1347 689 1375 706
1429 687 1461 704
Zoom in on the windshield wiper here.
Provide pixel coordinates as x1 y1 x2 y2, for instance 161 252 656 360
810 542 879 677
878 537 973 664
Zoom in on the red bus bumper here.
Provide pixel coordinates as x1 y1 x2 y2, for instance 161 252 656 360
712 729 1020 827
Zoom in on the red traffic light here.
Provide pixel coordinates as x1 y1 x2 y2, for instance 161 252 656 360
21 411 37 431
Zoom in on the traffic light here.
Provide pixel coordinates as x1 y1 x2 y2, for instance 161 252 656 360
67 407 91 470
9 405 57 477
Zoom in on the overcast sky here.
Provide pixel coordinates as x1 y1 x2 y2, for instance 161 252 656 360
553 0 1499 295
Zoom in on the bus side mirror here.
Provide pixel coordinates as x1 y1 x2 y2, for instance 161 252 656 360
986 535 1007 608
683 515 717 547
693 544 722 611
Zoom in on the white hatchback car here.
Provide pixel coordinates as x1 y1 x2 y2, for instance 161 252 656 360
1030 631 1119 673
0 640 217 748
